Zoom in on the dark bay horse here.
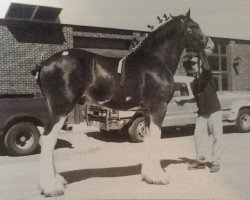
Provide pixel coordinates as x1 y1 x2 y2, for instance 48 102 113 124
35 10 214 196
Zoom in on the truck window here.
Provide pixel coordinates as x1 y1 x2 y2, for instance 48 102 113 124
174 82 189 97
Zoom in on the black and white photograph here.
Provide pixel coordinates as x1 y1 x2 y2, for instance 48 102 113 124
0 0 250 199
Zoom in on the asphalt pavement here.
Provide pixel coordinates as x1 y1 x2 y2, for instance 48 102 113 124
0 123 249 200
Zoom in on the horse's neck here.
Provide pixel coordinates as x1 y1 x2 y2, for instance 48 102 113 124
151 38 185 74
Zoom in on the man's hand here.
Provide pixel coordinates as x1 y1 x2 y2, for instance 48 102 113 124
204 38 214 56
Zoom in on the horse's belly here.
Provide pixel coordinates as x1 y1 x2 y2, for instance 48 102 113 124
102 94 140 110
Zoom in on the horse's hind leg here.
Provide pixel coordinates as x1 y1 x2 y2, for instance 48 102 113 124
39 113 68 197
141 103 169 185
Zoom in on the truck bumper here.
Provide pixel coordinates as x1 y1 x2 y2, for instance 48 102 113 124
99 119 127 131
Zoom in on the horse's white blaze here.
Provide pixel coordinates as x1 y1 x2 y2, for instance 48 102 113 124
39 116 66 193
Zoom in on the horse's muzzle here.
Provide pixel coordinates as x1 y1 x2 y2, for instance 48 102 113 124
203 37 214 56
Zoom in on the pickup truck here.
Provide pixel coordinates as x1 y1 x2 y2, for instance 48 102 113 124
86 76 250 142
0 94 49 156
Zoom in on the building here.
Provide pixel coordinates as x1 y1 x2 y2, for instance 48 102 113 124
1 2 250 123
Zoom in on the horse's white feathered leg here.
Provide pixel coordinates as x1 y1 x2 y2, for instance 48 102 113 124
39 116 67 197
141 118 169 185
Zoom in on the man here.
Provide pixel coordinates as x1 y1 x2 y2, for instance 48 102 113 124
180 54 223 173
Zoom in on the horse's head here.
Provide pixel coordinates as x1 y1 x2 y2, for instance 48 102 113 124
176 10 214 53
172 10 214 70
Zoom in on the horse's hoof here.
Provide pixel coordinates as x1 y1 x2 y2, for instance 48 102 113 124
56 174 68 188
141 173 169 185
41 187 65 197
42 190 64 197
40 174 67 197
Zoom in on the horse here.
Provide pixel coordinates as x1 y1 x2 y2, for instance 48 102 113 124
34 10 214 197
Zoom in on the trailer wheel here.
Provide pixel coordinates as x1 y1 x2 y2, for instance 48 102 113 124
128 117 147 142
4 122 40 156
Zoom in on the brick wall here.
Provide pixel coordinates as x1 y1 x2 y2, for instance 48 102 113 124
0 23 75 123
0 25 73 95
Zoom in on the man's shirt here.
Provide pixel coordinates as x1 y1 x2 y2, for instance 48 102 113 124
191 69 221 116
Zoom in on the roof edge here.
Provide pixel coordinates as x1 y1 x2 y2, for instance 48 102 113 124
0 18 249 42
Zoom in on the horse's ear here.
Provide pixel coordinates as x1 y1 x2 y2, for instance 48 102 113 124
186 9 191 18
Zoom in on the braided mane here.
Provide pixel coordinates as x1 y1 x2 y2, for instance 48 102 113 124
127 15 186 57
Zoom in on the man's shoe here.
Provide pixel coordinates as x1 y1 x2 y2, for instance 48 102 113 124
188 162 206 170
210 163 220 173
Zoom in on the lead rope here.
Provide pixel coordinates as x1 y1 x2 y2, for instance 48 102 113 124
197 52 201 89
197 53 201 77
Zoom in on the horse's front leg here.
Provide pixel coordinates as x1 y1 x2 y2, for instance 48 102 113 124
141 103 169 185
39 115 67 197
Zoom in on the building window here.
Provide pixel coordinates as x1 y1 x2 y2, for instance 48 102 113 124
184 38 229 91
222 74 228 90
221 57 227 71
208 56 219 71
213 73 228 91
210 40 229 91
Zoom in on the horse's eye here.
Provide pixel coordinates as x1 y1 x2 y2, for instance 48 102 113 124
187 28 192 34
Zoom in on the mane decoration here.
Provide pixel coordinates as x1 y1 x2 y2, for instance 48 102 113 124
126 14 182 58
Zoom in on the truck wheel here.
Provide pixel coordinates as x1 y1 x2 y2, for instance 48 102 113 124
4 122 40 156
235 109 250 133
128 117 147 142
